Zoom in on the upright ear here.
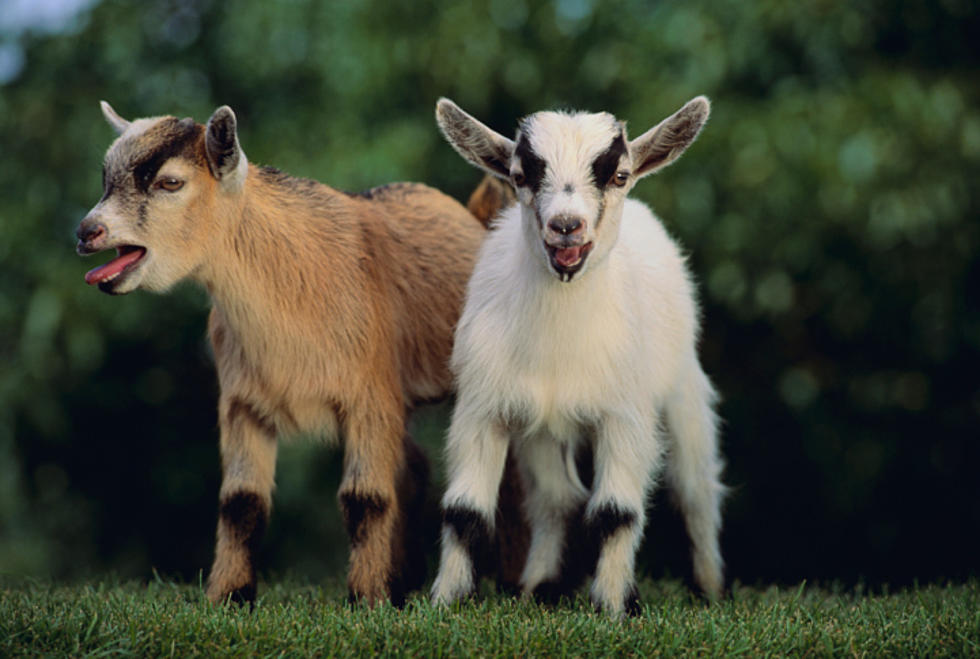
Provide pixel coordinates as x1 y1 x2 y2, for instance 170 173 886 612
205 105 248 187
436 98 515 180
629 96 710 179
100 101 131 135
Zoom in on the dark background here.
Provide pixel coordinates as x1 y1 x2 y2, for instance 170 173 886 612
1 0 977 588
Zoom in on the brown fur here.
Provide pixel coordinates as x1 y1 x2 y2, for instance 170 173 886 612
77 104 501 605
466 175 516 227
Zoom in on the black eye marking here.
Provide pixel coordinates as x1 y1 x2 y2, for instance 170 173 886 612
591 132 627 190
132 118 201 193
515 134 546 193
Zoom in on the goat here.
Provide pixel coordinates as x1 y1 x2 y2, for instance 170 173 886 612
75 102 493 606
430 97 725 616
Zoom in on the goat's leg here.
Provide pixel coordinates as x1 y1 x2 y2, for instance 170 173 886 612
206 396 278 605
516 438 590 602
391 433 431 597
338 400 406 606
431 409 509 604
587 414 663 617
664 362 725 599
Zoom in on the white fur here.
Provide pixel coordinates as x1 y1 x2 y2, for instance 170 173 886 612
432 98 724 616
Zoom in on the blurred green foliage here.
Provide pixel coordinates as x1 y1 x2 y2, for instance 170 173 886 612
1 0 977 586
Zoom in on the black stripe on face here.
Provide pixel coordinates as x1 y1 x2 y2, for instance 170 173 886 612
132 118 201 193
590 132 627 190
515 134 546 193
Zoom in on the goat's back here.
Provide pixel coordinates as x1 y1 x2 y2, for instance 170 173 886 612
210 170 486 412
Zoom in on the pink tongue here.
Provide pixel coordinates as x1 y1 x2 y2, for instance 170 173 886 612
554 246 583 267
84 248 145 285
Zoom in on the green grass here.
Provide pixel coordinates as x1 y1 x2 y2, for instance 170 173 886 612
2 576 977 657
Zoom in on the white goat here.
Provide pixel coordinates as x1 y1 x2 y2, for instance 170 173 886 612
430 96 725 616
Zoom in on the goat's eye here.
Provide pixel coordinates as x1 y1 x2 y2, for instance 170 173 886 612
157 177 184 192
612 171 629 187
512 171 526 187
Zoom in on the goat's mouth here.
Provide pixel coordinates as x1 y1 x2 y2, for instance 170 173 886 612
546 241 594 281
83 245 147 293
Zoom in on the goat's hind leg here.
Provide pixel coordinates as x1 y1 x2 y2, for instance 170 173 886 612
664 362 725 599
391 433 431 597
206 396 278 605
431 411 509 604
517 438 590 603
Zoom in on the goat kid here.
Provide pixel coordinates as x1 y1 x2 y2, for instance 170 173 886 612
430 97 725 616
76 102 490 606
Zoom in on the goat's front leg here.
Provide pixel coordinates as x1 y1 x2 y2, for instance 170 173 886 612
586 413 663 617
338 400 406 606
431 408 509 604
206 396 278 605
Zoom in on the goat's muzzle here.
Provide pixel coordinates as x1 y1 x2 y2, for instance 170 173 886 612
76 216 108 255
547 215 584 236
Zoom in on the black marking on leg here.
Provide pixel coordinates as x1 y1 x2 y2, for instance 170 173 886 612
443 504 495 582
444 506 492 552
218 491 268 605
339 492 389 547
220 491 268 553
588 502 638 544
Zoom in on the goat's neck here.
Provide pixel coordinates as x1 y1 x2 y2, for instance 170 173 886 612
196 166 335 329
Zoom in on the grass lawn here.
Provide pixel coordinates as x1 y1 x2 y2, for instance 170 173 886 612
2 576 977 656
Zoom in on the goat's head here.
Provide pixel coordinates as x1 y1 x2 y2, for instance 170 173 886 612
76 102 247 294
436 96 710 282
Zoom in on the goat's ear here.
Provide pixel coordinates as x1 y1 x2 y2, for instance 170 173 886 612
436 98 515 180
205 105 248 187
629 96 710 179
100 101 131 135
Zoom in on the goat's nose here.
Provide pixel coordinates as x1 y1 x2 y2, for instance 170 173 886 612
76 218 107 254
547 216 583 235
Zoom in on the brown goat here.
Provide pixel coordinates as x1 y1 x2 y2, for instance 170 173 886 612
75 103 495 605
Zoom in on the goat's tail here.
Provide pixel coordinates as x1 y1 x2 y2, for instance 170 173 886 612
467 175 515 229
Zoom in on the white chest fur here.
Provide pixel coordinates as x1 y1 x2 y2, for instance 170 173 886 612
452 201 693 440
